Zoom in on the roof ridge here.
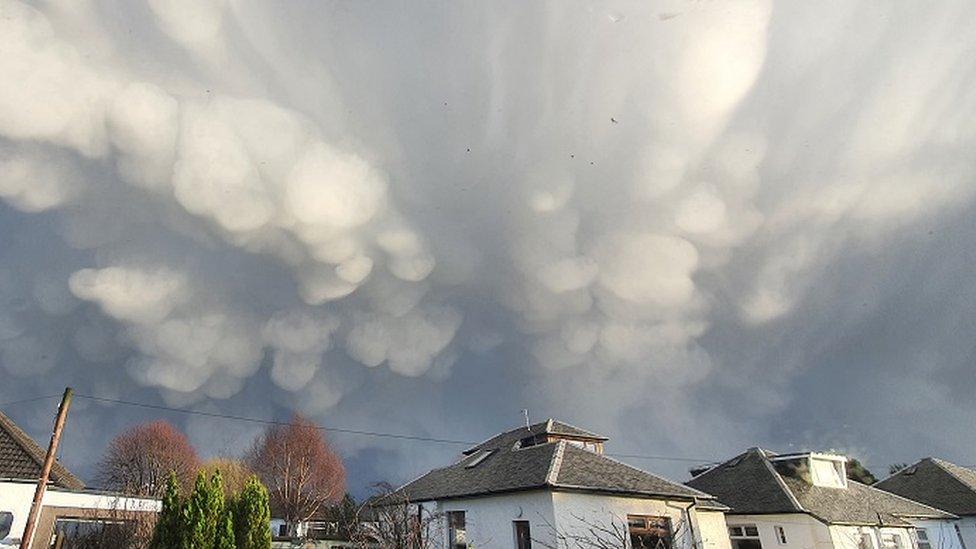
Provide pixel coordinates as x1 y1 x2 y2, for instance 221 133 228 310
0 410 84 489
760 451 805 512
930 457 976 492
546 441 566 485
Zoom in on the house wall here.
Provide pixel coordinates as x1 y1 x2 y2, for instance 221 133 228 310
727 513 828 549
550 492 731 549
955 517 976 549
826 524 914 549
435 491 556 548
0 480 160 548
908 519 967 549
430 490 732 549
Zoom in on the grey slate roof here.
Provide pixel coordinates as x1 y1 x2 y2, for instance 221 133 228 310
462 419 607 455
396 420 720 505
0 410 84 489
875 458 976 516
686 448 953 526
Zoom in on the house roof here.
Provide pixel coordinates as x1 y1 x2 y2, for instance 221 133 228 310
686 448 953 526
462 419 608 455
395 421 720 505
875 458 976 516
0 410 84 490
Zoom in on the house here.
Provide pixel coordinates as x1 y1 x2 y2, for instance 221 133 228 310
875 458 976 549
0 410 160 548
685 448 959 549
387 419 733 549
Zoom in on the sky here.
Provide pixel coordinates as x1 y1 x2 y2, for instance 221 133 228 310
2 0 976 498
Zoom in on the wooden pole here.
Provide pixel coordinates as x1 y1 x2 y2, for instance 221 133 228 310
19 387 73 549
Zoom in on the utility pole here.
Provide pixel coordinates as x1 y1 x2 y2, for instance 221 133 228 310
20 387 73 549
521 409 530 428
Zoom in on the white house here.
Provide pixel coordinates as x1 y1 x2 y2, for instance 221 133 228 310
388 419 733 549
875 458 976 549
0 410 160 548
686 448 959 549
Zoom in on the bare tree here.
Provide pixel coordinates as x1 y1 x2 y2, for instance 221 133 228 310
533 508 692 549
97 420 200 497
247 413 346 537
350 483 443 549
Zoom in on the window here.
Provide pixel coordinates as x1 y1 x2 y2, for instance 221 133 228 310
882 533 904 549
448 511 467 548
465 450 495 468
775 526 788 545
0 512 12 539
628 516 672 549
729 524 763 549
48 518 131 548
514 520 532 549
915 529 931 549
810 458 847 488
860 533 876 549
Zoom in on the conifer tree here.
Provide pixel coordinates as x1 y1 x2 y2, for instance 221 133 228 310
184 470 224 548
235 476 272 549
214 502 237 549
149 471 183 549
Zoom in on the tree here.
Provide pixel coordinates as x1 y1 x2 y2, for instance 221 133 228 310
149 472 183 549
97 420 200 497
184 470 225 549
533 509 692 549
322 493 361 540
247 414 346 535
846 458 877 485
235 476 273 549
352 483 442 549
214 505 237 549
889 463 910 475
201 458 253 499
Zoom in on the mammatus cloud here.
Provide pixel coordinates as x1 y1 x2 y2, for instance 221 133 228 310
2 0 976 486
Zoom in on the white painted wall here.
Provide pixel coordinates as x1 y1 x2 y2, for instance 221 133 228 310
0 480 160 548
435 491 556 548
428 490 732 549
954 517 976 549
907 519 968 549
727 513 828 549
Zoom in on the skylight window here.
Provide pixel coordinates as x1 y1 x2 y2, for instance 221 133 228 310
465 450 495 468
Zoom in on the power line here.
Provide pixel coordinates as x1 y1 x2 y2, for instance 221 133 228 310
73 394 480 446
71 393 723 464
0 394 63 408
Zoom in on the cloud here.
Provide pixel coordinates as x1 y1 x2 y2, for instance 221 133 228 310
1 0 976 490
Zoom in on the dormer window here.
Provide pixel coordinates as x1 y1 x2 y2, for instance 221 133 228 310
810 456 847 488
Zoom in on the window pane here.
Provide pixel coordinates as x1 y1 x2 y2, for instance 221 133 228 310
733 540 764 549
916 530 928 542
0 512 12 539
745 527 760 537
515 521 532 549
730 527 744 537
628 516 671 549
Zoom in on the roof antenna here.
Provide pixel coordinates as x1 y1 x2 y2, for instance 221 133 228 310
521 409 530 428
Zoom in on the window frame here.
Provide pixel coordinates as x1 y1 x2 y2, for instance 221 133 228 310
627 515 673 549
914 528 931 549
514 520 532 549
447 510 467 548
